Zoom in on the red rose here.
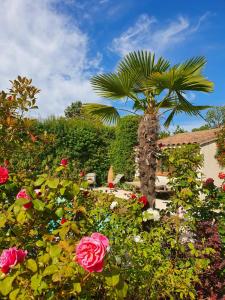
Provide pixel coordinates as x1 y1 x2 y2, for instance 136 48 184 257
7 96 13 101
0 247 27 274
61 218 67 225
60 159 68 167
222 184 225 192
218 172 225 180
75 233 109 273
130 193 137 199
138 195 148 206
79 171 85 177
108 182 115 189
0 166 9 184
205 178 214 185
16 189 32 209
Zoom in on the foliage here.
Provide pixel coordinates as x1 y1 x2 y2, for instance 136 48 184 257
173 125 187 134
164 145 225 298
191 124 210 132
110 116 139 180
64 101 83 118
0 76 39 160
9 117 115 184
86 52 213 127
205 105 225 128
0 167 213 299
216 125 225 167
163 144 203 212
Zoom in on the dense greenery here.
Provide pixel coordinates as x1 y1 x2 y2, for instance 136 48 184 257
9 117 115 184
216 125 225 167
110 116 139 180
0 76 225 299
0 164 222 299
0 76 39 159
162 144 225 298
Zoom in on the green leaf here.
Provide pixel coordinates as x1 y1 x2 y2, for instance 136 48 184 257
47 178 59 189
16 210 26 224
105 274 120 287
38 253 50 264
72 184 80 195
55 166 64 172
36 240 45 247
43 265 58 277
60 187 65 195
116 282 128 298
73 282 81 294
33 199 45 211
31 274 42 291
34 177 46 186
49 245 61 258
27 259 37 272
55 207 64 217
0 215 7 228
15 198 30 206
9 288 20 300
0 276 15 296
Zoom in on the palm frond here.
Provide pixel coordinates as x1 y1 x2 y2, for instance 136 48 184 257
82 103 120 124
162 92 211 127
118 51 170 76
91 73 134 99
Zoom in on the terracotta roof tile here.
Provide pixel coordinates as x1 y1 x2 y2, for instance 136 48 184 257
158 128 220 146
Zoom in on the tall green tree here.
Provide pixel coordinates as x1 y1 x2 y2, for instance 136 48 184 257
205 106 225 128
84 51 213 206
64 101 83 118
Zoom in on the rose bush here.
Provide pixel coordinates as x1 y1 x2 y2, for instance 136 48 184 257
0 165 215 299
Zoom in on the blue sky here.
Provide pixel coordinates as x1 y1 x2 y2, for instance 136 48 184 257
0 0 225 130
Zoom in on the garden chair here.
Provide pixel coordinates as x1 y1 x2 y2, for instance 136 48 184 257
113 174 124 185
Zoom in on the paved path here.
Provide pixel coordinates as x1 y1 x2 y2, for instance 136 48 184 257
93 187 169 210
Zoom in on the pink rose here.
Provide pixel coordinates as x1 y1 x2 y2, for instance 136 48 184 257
0 166 9 184
60 158 68 167
75 233 109 273
0 247 27 274
91 232 109 249
16 189 32 209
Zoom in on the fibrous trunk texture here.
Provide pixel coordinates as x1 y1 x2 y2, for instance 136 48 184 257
138 113 159 207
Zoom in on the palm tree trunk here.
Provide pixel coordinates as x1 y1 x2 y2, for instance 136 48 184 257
137 113 159 207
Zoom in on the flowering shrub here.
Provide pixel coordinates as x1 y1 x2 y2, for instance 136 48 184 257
216 125 225 167
0 166 212 299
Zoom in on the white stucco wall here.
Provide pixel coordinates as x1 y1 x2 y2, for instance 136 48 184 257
200 141 224 186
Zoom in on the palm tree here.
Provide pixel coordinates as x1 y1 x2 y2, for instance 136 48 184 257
84 51 213 206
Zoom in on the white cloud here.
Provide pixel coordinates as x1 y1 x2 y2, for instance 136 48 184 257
0 0 101 117
111 14 209 56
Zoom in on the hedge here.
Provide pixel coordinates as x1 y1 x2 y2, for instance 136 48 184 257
10 117 115 184
110 115 140 181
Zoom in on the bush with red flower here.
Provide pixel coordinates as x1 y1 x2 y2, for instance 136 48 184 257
0 165 215 299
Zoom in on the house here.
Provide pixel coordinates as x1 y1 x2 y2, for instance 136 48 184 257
157 128 224 187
